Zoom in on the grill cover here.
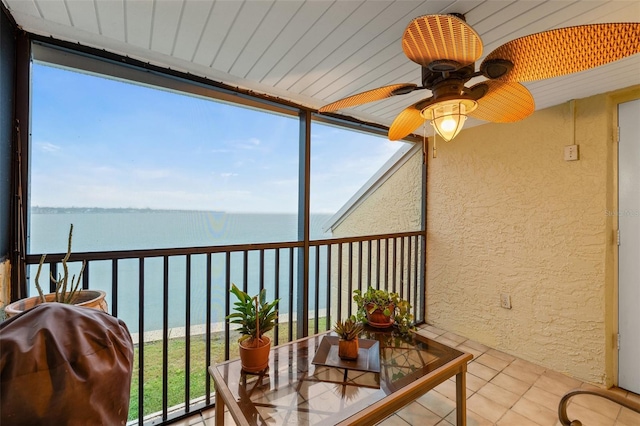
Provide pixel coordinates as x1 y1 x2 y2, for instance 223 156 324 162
1 302 134 425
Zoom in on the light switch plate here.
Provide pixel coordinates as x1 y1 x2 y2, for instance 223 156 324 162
500 293 512 309
564 145 579 161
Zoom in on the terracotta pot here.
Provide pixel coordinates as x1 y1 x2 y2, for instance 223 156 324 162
365 303 395 328
338 338 359 360
239 336 271 373
4 290 108 318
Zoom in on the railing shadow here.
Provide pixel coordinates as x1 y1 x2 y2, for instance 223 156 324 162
558 388 640 425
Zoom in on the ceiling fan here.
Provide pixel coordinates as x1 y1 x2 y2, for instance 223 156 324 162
319 14 640 142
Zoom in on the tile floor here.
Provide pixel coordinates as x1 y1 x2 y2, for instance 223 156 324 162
181 324 640 426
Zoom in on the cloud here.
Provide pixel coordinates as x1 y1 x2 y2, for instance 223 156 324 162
224 137 263 151
37 142 61 152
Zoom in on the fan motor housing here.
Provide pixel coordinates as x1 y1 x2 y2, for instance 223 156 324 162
422 64 476 90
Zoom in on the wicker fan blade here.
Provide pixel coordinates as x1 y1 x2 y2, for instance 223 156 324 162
482 23 640 82
388 101 427 141
469 81 534 123
402 14 483 68
318 83 418 112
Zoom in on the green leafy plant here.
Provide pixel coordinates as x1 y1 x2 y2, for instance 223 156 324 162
394 298 415 335
226 284 279 348
353 287 398 318
34 223 86 304
333 316 363 341
353 286 415 334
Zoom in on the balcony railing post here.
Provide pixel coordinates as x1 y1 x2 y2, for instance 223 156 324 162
297 109 311 339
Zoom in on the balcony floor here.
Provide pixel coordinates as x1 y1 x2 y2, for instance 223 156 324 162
180 324 640 426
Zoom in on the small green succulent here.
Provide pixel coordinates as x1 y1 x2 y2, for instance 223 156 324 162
333 316 363 341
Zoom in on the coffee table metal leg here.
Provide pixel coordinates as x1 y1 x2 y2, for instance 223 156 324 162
456 369 467 426
215 386 225 426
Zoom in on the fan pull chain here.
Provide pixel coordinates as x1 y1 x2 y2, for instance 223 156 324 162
430 122 437 159
422 122 428 163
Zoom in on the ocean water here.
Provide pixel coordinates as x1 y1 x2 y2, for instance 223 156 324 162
29 210 333 333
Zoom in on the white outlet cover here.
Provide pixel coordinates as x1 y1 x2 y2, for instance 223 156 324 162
564 145 579 161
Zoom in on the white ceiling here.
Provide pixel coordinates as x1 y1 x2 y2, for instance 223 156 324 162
3 0 640 133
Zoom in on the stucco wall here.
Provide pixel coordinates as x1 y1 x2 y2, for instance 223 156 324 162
427 86 639 385
332 147 423 237
327 86 638 386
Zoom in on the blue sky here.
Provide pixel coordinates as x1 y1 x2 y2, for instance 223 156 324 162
31 63 406 214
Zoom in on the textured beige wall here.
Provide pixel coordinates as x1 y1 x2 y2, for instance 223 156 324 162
332 148 424 237
427 86 639 385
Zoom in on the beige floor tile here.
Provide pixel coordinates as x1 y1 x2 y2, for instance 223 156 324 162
395 401 443 426
486 348 516 363
200 407 214 421
376 413 411 426
456 344 484 360
475 353 511 372
445 408 494 426
468 361 499 382
566 402 616 426
512 397 559 426
434 335 464 348
442 331 467 344
617 407 640 426
491 372 532 396
416 328 442 340
467 392 509 423
423 324 447 336
523 385 563 412
435 379 461 401
202 410 237 425
195 327 640 426
171 414 204 426
477 382 521 409
417 389 457 417
462 340 490 353
570 393 622 420
502 363 543 385
466 371 489 392
510 358 546 374
496 409 541 426
542 369 583 389
534 372 582 397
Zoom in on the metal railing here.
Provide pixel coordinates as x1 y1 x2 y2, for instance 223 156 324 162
25 231 425 425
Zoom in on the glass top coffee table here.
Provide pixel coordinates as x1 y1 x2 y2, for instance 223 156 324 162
208 328 472 425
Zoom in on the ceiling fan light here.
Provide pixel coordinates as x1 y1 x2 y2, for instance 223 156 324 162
421 99 477 142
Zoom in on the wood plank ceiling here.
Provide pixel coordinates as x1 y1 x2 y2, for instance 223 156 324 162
3 0 640 134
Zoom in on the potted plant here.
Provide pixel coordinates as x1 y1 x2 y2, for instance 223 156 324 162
353 286 415 333
4 224 107 318
227 283 279 373
333 316 364 360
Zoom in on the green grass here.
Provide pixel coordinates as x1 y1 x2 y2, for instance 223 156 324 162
128 318 328 421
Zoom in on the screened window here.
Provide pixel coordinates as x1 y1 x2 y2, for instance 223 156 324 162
29 62 300 254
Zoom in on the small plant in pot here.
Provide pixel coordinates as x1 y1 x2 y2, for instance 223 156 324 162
333 316 364 360
353 286 415 334
4 224 107 318
353 287 399 328
227 283 279 373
